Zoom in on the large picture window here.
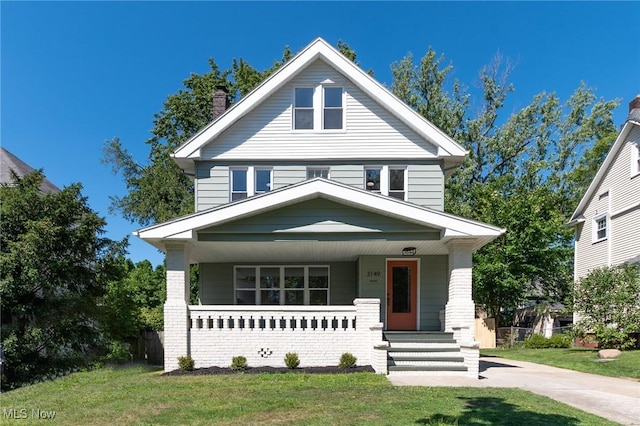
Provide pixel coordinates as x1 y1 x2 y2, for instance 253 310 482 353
235 266 330 305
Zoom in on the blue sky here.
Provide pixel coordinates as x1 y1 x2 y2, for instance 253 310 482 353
2 1 638 267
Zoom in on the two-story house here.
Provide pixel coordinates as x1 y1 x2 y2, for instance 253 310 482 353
135 38 504 377
568 95 640 324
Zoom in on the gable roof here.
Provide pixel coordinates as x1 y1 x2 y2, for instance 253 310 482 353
171 37 467 174
0 147 60 194
568 118 640 225
135 178 504 253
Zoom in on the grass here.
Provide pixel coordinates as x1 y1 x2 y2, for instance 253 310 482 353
0 365 617 425
482 347 640 380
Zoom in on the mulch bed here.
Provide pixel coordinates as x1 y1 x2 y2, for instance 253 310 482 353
163 365 375 376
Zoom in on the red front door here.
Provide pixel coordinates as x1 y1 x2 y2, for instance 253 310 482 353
386 260 418 330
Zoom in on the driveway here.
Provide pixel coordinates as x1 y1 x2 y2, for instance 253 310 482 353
388 357 640 425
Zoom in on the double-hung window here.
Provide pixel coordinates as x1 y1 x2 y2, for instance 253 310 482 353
323 87 343 129
234 266 330 306
593 214 608 242
230 168 248 201
255 168 272 194
389 167 406 200
365 167 381 193
294 88 314 130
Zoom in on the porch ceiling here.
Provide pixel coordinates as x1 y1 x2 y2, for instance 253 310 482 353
187 239 451 263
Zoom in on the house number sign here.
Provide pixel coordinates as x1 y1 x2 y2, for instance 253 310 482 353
366 270 382 283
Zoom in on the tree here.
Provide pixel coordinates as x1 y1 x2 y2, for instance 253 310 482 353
573 264 640 349
391 49 618 324
0 171 126 390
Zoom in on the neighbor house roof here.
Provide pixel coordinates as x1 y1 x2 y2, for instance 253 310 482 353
171 37 468 175
568 118 640 226
0 147 60 193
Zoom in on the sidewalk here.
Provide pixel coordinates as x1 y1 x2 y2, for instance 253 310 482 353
388 357 640 425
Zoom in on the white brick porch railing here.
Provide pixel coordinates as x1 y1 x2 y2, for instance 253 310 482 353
183 298 386 373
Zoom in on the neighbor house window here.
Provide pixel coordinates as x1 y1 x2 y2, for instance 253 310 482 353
230 168 248 201
593 214 608 242
389 167 406 200
307 167 329 179
234 266 330 305
632 143 640 176
365 167 381 193
323 87 343 129
294 87 314 130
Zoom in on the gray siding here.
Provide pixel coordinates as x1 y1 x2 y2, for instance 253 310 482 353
272 165 306 190
330 165 365 188
407 164 444 210
199 262 356 305
195 163 229 211
357 256 386 322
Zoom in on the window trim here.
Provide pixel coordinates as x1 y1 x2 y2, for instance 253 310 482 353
322 86 344 130
389 166 407 201
254 167 272 194
230 167 249 201
592 214 608 243
293 87 315 130
234 265 330 306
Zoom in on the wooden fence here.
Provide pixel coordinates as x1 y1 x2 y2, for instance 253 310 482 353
133 331 164 366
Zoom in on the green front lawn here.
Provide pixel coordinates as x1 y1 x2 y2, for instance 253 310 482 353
0 365 615 425
482 348 640 380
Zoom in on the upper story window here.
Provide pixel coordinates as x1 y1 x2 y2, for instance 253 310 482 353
293 86 344 131
307 167 330 179
365 167 381 193
294 88 314 130
230 168 248 201
593 214 608 242
389 167 406 200
229 167 271 201
323 87 343 129
632 142 640 177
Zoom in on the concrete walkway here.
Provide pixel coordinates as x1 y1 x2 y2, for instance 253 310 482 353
388 357 640 425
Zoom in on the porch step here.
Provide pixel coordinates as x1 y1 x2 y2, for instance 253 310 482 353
384 331 467 374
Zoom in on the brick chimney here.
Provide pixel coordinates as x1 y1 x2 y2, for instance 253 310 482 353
628 94 640 123
213 85 229 120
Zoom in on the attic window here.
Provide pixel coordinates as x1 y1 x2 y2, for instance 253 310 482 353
293 86 344 131
593 214 608 242
294 88 314 130
323 87 343 129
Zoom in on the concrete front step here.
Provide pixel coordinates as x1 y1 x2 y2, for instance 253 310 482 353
387 346 460 353
388 356 465 363
388 364 468 372
386 342 460 350
384 332 455 343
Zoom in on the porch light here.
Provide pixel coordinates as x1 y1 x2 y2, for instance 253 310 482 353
402 247 416 256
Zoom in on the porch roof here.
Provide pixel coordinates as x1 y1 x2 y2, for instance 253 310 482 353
134 179 504 263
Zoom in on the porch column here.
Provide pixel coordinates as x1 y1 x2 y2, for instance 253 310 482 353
163 242 191 372
444 240 476 344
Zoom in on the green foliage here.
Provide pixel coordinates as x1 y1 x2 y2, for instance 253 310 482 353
230 355 248 371
391 49 618 324
284 352 300 369
523 333 571 349
106 341 133 364
573 264 640 349
177 355 195 371
338 352 357 368
0 171 126 390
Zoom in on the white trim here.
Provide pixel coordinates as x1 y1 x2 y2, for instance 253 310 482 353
631 141 640 178
172 38 467 174
611 200 640 218
592 213 608 244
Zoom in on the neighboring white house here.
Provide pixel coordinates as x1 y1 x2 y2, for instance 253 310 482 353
135 38 504 377
568 95 640 323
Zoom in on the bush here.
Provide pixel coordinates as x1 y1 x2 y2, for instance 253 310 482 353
284 352 300 369
338 352 357 368
177 355 195 371
523 333 571 349
230 356 248 371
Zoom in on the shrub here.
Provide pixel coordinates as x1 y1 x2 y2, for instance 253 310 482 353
523 334 549 349
230 355 248 371
284 352 300 369
547 333 571 348
177 355 195 371
338 352 357 368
